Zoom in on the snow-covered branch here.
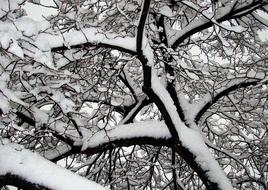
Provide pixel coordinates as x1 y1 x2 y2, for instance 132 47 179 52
1 0 267 189
0 143 107 190
48 28 137 56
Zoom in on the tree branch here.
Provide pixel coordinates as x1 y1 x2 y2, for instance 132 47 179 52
171 1 267 48
0 144 106 190
137 0 151 53
195 79 263 123
52 41 136 56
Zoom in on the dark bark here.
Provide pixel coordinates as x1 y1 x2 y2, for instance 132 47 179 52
0 173 50 190
52 41 136 56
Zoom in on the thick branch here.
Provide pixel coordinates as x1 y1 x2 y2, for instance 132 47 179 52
141 67 225 190
52 41 136 56
82 134 221 190
156 16 187 124
0 174 50 190
0 144 106 190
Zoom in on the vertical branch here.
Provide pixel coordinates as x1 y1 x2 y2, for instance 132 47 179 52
109 147 113 189
156 15 187 124
135 1 230 190
136 0 151 54
172 148 178 190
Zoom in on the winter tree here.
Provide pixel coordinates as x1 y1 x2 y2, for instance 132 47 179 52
0 0 267 189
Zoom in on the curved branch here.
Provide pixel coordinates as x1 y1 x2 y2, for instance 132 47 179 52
120 97 151 124
82 136 173 156
81 133 226 190
51 41 136 56
195 79 262 123
41 28 137 55
2 118 234 190
171 1 267 48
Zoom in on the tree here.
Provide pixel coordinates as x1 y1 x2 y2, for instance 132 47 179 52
0 0 268 189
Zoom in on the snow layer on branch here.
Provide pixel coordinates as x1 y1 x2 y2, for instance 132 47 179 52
151 69 184 129
38 28 136 53
253 11 268 28
180 127 233 190
167 1 238 47
82 120 170 150
177 92 213 124
0 73 28 110
142 35 155 66
0 17 50 39
1 15 135 69
35 27 136 68
159 5 173 17
51 91 76 114
0 31 24 58
0 143 107 190
150 69 233 190
0 16 51 62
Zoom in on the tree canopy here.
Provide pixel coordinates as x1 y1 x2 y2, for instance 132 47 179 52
0 0 268 189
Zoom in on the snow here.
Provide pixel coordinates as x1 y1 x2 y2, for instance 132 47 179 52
0 143 107 190
80 110 233 190
0 73 28 107
34 49 55 69
138 34 234 187
38 28 136 55
167 17 208 46
23 1 58 21
122 67 143 96
0 0 24 18
0 16 51 61
150 70 233 190
180 127 233 190
213 19 246 33
7 40 24 59
15 17 39 37
82 120 170 150
32 107 49 124
51 91 76 113
0 31 24 58
151 69 184 130
0 93 10 114
50 120 82 143
168 1 241 47
31 106 83 144
247 69 257 78
159 5 173 18
1 1 265 189
185 70 199 80
33 28 136 68
0 13 134 69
